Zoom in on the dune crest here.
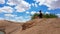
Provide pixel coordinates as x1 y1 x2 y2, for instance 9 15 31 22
0 18 60 34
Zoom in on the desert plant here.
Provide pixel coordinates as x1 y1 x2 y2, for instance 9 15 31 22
43 14 58 18
31 13 58 20
31 13 39 20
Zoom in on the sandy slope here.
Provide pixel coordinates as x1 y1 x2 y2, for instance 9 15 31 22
0 18 60 34
0 20 22 34
20 18 60 34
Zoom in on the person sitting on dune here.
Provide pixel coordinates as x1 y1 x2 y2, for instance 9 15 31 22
39 10 43 18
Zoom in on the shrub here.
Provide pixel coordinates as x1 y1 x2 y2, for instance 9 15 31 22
31 13 39 20
31 13 58 20
43 14 58 18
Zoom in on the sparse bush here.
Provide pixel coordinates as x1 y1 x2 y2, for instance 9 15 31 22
31 13 58 20
31 13 39 20
43 14 58 18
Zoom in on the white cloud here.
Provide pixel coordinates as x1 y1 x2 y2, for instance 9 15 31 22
4 14 17 17
0 0 5 4
56 14 60 18
7 0 17 6
15 5 26 12
4 14 18 22
45 12 50 14
14 16 28 22
31 11 36 15
0 6 13 13
34 0 60 10
7 0 23 6
35 3 38 7
36 11 44 14
7 0 31 12
26 11 30 14
31 3 38 7
4 14 26 22
31 3 35 7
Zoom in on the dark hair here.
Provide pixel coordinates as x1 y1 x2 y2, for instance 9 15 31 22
39 10 42 12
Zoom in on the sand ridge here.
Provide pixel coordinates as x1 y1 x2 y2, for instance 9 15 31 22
0 18 60 34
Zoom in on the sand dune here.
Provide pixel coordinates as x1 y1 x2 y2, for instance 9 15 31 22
0 18 60 34
0 20 22 34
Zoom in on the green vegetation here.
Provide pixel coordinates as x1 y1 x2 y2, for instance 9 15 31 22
31 13 39 20
43 14 58 18
31 13 58 20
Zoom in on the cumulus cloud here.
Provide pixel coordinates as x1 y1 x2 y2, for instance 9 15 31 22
7 0 23 6
4 14 26 22
4 14 17 17
0 0 5 4
4 16 29 22
56 14 60 18
45 12 50 14
0 6 14 13
14 16 28 22
31 3 38 7
7 0 17 6
31 3 35 7
34 0 60 10
26 11 30 14
7 0 31 12
31 11 36 15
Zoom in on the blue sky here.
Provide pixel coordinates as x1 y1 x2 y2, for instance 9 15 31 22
0 0 60 22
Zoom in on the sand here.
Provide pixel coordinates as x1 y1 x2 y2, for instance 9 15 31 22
0 18 60 34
